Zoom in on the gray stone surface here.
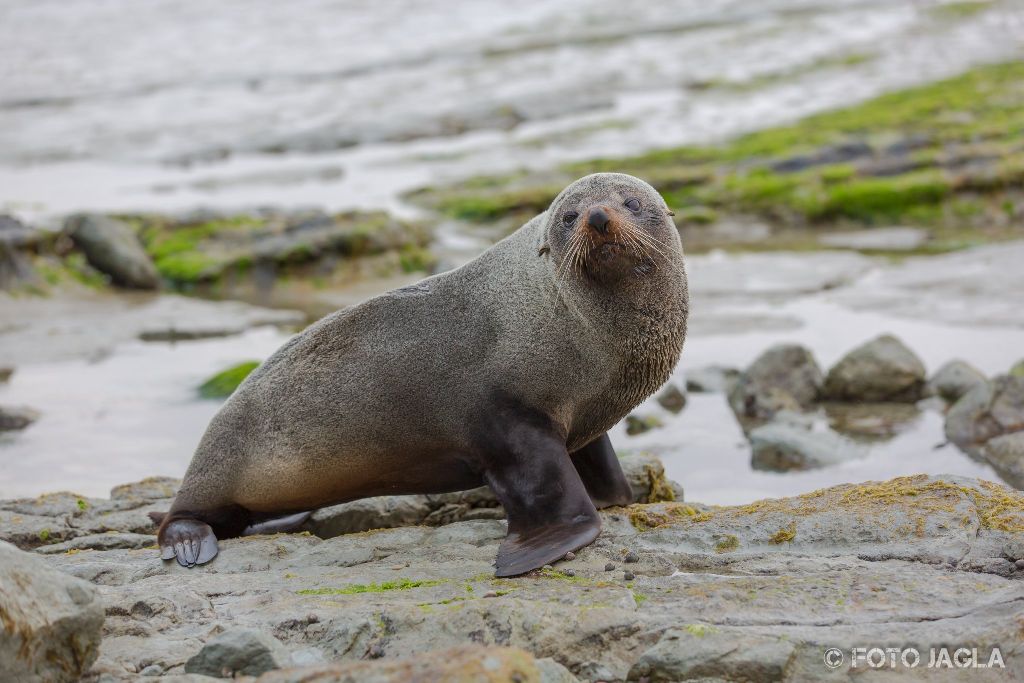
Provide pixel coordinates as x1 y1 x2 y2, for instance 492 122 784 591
184 627 290 677
0 540 104 682
818 226 929 252
945 375 1024 455
823 334 926 402
749 420 868 471
728 344 823 427
66 214 160 289
926 359 988 404
983 432 1024 490
7 470 1024 680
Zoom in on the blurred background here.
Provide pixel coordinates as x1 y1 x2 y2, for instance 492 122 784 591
1 0 1023 503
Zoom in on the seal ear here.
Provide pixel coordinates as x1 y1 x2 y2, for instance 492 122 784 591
538 243 551 257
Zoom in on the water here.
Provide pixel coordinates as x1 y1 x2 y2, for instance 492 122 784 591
2 0 1023 501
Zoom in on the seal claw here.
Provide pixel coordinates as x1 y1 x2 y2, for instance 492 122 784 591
159 519 219 568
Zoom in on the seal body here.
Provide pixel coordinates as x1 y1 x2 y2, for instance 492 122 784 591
159 173 689 575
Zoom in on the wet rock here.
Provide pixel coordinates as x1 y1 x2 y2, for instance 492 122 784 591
0 404 39 430
185 628 290 677
945 375 1024 455
65 214 160 289
982 432 1024 490
0 216 43 290
822 334 926 402
728 344 823 427
0 540 104 682
625 414 663 435
255 645 541 683
685 365 739 393
823 402 921 441
655 383 687 413
926 360 987 403
819 226 929 252
627 627 795 682
0 366 13 383
749 420 867 471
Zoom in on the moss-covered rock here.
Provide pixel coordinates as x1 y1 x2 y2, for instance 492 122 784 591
198 360 261 399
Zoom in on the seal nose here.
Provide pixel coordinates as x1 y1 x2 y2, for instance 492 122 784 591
587 207 610 234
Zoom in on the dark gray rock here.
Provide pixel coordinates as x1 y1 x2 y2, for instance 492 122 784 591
0 404 39 430
65 214 160 289
685 364 740 393
655 383 687 413
749 420 867 471
628 627 795 682
0 540 104 682
728 344 822 427
945 375 1024 455
983 432 1024 490
625 413 663 435
185 628 290 677
927 360 987 403
822 334 926 402
0 366 13 383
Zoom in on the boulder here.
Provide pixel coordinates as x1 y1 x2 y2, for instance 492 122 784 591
0 540 104 682
185 628 290 677
748 420 867 471
65 214 160 289
255 645 542 683
685 364 739 393
926 359 987 403
945 375 1024 455
982 432 1024 490
728 344 822 426
625 414 663 435
0 404 39 431
822 334 926 402
655 383 687 413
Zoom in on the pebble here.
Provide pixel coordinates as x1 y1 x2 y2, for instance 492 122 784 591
483 591 498 598
623 571 635 581
306 613 319 624
542 564 553 571
390 564 404 570
624 551 639 563
564 569 576 577
139 664 162 676
604 562 615 571
1016 559 1024 570
564 551 576 561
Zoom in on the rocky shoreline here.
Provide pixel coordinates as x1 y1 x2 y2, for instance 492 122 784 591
3 451 1024 681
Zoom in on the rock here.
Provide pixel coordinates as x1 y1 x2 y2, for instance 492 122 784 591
20 473 1024 680
604 563 616 571
109 476 180 502
945 375 1024 454
749 421 867 471
255 645 541 683
822 334 926 402
0 540 104 682
685 365 739 393
0 366 13 383
655 383 687 413
728 344 823 427
625 414 663 435
823 402 921 441
0 215 44 290
627 627 795 681
819 226 929 252
623 551 639 563
623 571 635 581
65 214 160 289
185 628 290 677
926 360 987 403
1002 539 1024 562
35 532 157 554
0 404 40 431
982 432 1024 490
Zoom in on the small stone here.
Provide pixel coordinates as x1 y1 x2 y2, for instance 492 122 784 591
306 613 319 624
623 571 635 581
625 414 663 436
139 664 162 676
656 383 688 413
564 551 575 561
0 405 40 431
483 591 498 598
563 569 575 577
390 564 404 570
604 562 616 571
542 564 553 571
367 642 385 659
1016 559 1024 570
184 628 290 677
624 551 640 563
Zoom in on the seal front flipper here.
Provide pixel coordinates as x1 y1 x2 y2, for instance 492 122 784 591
570 433 633 509
159 518 219 568
483 421 600 577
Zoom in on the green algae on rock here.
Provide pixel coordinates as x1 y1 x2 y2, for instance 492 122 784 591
198 360 261 399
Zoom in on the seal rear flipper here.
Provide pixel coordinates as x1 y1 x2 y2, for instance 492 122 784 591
159 519 219 568
242 511 312 536
570 432 633 509
482 417 601 577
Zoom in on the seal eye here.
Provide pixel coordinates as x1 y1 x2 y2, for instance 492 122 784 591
562 211 579 226
624 198 641 212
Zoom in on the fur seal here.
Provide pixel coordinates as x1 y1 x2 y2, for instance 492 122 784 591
158 172 688 576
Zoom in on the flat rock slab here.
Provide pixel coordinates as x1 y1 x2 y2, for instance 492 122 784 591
819 227 929 252
26 474 1024 681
